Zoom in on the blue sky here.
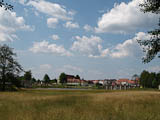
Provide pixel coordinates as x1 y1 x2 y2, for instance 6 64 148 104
1 0 159 80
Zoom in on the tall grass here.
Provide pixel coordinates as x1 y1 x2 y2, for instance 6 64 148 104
0 90 160 120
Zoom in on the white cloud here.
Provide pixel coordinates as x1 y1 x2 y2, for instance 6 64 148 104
71 32 150 59
0 7 33 42
51 34 60 40
83 24 93 32
30 40 73 56
64 21 79 29
71 35 102 56
27 0 73 21
104 32 149 58
47 18 59 28
95 0 159 33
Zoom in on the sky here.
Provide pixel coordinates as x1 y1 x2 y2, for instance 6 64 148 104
0 0 160 80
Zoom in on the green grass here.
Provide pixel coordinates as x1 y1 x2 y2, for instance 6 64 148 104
0 89 160 120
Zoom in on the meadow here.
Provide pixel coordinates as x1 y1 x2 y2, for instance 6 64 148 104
0 89 160 120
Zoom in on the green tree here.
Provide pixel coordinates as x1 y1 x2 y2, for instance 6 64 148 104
43 74 50 86
140 70 150 88
138 0 160 63
148 72 156 88
23 70 32 87
75 75 80 79
156 72 160 86
0 0 13 10
59 73 67 84
0 44 23 91
32 77 36 83
24 70 32 81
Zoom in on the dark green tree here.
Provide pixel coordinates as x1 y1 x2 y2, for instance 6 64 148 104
59 73 67 84
24 70 32 81
140 70 150 88
23 70 32 87
43 74 50 86
138 0 160 63
32 77 36 83
156 72 160 85
140 70 160 88
0 0 13 10
75 75 80 79
0 44 23 91
148 72 156 88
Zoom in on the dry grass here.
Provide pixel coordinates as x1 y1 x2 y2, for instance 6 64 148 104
0 90 160 120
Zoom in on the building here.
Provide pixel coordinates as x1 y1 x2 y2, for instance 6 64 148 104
66 74 81 85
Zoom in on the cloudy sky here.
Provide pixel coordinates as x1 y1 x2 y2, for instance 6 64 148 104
1 0 160 80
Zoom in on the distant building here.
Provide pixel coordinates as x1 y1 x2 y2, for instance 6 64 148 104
116 78 139 87
66 74 81 85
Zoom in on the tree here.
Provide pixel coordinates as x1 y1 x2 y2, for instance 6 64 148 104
0 44 23 91
140 70 150 88
0 0 13 10
156 72 160 85
32 77 37 83
75 75 80 79
140 70 160 88
138 0 160 63
59 73 67 84
24 70 32 81
43 74 50 86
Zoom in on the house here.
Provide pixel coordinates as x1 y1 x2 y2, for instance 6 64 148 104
116 78 139 87
66 74 81 85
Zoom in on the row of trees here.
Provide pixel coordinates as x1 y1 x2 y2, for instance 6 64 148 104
140 70 160 88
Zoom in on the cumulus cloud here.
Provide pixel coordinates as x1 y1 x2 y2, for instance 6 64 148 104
71 35 102 56
110 32 150 58
30 40 73 56
71 32 150 58
64 21 79 29
83 24 93 32
27 0 73 21
0 7 33 42
47 18 59 28
51 34 60 40
95 0 159 33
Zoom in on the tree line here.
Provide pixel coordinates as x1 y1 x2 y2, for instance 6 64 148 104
140 70 160 88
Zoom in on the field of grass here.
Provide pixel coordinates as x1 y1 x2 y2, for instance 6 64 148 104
0 89 160 120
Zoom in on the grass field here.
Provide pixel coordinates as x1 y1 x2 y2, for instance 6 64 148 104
0 89 160 120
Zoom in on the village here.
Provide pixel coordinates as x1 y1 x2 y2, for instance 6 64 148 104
31 74 140 90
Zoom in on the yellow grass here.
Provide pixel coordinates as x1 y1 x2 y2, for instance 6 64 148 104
0 90 160 120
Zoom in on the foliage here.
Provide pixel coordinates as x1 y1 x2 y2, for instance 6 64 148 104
32 77 37 83
43 74 50 85
138 0 160 63
24 70 32 81
75 75 80 79
59 73 67 84
51 79 57 84
0 44 23 91
0 0 13 10
140 70 160 88
140 0 160 13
